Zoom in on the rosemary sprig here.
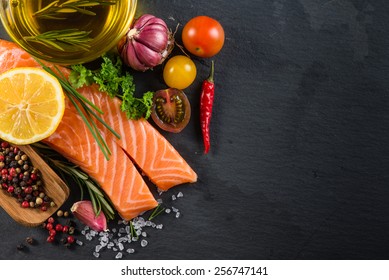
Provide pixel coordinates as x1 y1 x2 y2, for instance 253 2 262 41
34 0 119 19
32 143 116 220
129 221 138 238
36 59 120 160
24 29 93 52
148 204 165 221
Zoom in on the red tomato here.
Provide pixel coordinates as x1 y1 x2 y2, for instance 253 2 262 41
182 16 225 58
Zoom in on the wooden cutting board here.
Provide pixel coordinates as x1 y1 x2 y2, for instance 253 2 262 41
0 145 70 227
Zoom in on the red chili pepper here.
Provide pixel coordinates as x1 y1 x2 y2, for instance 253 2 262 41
200 61 215 154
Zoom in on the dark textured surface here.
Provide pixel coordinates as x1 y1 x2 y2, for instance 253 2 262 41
1 0 389 260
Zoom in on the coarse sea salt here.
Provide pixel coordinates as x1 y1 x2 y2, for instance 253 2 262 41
81 187 186 259
141 239 148 247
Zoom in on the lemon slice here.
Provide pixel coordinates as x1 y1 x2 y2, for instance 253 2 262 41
0 67 65 144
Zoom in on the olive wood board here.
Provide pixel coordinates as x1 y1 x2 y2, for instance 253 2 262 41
0 145 70 227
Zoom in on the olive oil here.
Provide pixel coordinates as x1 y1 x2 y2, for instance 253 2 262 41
0 0 137 64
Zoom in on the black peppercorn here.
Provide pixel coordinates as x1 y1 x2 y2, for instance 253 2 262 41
25 237 34 245
16 243 25 251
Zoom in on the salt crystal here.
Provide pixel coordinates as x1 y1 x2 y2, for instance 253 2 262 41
93 252 100 258
156 224 163 230
118 243 124 251
132 237 138 242
136 230 142 236
145 221 152 227
177 192 183 198
172 206 179 212
123 220 129 225
118 237 128 243
158 190 164 196
113 247 118 251
171 195 177 201
175 212 181 218
125 225 130 234
141 232 147 237
95 245 102 252
157 198 163 204
126 248 135 254
84 226 90 230
85 233 92 241
119 228 126 234
118 220 123 225
115 252 123 259
165 208 171 214
76 240 83 246
140 239 148 247
81 230 86 235
90 230 97 237
112 228 117 233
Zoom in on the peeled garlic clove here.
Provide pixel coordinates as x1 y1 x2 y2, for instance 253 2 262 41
71 200 107 232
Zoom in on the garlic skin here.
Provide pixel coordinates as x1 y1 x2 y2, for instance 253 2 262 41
118 14 174 71
71 200 107 232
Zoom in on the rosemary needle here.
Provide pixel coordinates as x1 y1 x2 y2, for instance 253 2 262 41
24 29 93 52
34 0 119 19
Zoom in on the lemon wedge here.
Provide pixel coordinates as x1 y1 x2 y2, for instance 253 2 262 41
0 67 65 144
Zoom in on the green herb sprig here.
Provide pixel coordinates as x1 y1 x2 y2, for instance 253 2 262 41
34 0 119 19
36 59 120 160
24 29 92 52
69 55 154 120
32 143 115 220
148 204 165 221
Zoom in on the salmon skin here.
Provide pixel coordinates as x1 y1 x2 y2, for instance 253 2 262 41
0 39 197 220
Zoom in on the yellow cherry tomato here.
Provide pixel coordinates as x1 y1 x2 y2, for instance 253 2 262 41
163 55 197 89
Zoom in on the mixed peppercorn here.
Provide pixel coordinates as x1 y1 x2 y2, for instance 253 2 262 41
43 211 77 246
0 140 53 211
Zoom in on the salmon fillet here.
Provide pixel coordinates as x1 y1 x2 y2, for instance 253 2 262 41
0 39 197 219
81 87 198 191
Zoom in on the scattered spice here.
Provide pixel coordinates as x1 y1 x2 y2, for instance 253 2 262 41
25 237 34 245
57 210 64 217
42 213 78 247
16 243 26 251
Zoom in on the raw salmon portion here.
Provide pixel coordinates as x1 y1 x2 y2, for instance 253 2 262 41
80 86 198 191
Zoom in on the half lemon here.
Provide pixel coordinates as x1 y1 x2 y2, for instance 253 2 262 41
0 67 65 144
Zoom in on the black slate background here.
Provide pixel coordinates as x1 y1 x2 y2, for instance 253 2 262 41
1 0 389 260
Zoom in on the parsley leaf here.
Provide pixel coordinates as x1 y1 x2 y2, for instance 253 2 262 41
69 55 153 120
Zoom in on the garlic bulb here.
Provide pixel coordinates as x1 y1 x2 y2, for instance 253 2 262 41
118 14 174 71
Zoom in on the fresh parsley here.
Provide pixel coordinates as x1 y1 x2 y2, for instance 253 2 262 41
69 55 154 120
